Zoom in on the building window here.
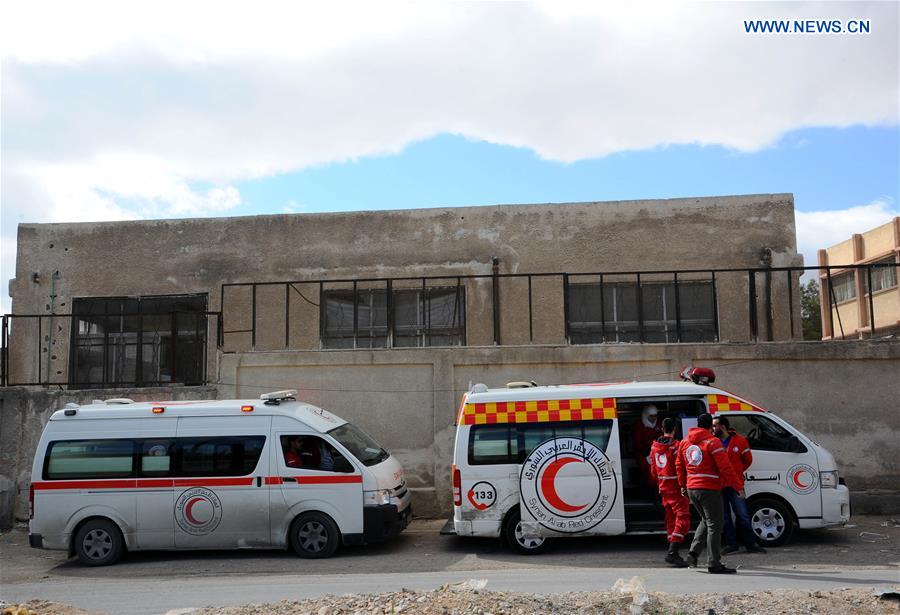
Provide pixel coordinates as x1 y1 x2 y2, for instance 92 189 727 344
321 290 388 349
393 287 465 347
863 257 898 294
69 294 208 388
829 272 856 303
321 286 465 348
567 281 716 344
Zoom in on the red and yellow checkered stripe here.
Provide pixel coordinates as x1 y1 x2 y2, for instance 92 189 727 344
707 394 765 413
460 398 617 425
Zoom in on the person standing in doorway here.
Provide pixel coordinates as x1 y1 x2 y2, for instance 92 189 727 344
633 404 662 486
650 417 691 567
676 412 741 574
714 415 766 554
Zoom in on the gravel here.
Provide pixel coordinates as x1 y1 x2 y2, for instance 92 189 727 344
184 584 900 615
4 584 899 614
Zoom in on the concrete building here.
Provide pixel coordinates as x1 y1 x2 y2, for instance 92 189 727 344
818 217 900 340
5 194 802 389
4 193 899 522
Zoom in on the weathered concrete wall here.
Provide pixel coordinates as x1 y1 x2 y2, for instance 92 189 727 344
218 340 900 517
4 340 897 526
8 194 802 385
0 386 217 529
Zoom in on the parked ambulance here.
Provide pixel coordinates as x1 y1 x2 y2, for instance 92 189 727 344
28 390 411 565
449 369 850 554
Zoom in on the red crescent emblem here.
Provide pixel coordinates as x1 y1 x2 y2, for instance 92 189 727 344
184 496 206 525
540 456 588 513
792 470 810 489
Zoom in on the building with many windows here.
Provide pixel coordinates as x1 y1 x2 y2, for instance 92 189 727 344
817 217 900 339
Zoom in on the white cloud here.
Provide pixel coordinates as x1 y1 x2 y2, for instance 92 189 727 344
795 199 899 267
0 1 898 310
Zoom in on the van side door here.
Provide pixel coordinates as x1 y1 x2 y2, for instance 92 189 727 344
273 431 364 540
518 419 626 537
723 413 822 520
173 416 271 548
134 421 177 549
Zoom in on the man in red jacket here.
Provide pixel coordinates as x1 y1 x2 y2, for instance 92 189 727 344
650 417 691 567
676 413 740 574
714 415 766 554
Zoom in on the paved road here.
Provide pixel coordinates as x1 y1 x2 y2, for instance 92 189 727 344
3 566 900 615
2 516 898 614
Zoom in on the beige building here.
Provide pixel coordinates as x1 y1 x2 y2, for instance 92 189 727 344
818 217 900 340
5 194 804 389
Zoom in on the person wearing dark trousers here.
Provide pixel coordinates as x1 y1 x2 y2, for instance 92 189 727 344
676 412 741 574
713 415 766 554
650 417 691 567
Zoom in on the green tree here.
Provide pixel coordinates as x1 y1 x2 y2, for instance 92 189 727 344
801 279 822 340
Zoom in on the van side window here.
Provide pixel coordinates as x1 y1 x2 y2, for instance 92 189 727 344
470 427 514 464
468 421 613 465
140 439 172 476
281 435 352 472
175 436 266 476
44 440 134 479
725 415 807 453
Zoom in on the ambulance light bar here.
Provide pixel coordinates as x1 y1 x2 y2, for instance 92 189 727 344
260 389 298 405
680 366 716 385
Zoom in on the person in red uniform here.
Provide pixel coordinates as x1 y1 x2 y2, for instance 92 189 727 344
676 412 741 574
284 436 304 467
714 415 766 554
633 404 662 486
650 417 691 567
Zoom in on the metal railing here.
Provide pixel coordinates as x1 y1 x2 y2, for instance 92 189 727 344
3 262 897 388
219 262 898 351
1 311 222 387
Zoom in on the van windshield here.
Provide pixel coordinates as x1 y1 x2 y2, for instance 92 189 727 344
328 423 389 466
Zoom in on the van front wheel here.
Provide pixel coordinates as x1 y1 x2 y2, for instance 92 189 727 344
290 512 341 558
503 509 551 555
74 519 124 566
748 498 795 547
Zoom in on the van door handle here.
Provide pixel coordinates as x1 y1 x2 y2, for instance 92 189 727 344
282 477 297 483
256 476 262 487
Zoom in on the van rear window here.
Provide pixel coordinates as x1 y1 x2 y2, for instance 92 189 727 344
45 440 135 479
468 420 613 465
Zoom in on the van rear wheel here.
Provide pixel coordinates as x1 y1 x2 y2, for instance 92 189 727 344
748 498 795 547
503 509 551 555
290 512 340 558
74 519 124 566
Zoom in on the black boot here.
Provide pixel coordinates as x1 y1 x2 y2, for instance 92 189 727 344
664 542 688 567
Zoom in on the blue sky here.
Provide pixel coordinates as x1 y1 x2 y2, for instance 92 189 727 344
231 126 898 216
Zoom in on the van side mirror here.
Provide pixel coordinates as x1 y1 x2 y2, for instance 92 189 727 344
333 456 353 473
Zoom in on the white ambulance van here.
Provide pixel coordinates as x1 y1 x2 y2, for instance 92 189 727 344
28 390 411 565
449 369 850 554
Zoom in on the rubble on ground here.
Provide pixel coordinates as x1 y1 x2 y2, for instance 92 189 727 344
5 584 899 615
189 584 899 615
1 601 96 615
